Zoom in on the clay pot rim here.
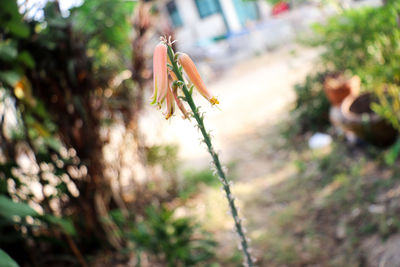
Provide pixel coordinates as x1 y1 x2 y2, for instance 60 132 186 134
341 93 381 123
323 86 350 92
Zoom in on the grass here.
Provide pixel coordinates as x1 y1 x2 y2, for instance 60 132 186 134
178 168 220 200
249 134 400 266
192 122 400 266
166 113 400 266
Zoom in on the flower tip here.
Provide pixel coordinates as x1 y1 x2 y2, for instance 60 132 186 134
210 97 219 105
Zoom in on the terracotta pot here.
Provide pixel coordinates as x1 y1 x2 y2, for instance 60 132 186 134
323 73 360 106
340 93 398 147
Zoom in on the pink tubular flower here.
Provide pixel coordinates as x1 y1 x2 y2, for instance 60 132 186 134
151 43 168 105
178 53 219 105
164 87 175 120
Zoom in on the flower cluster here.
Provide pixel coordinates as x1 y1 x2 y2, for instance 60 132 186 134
150 38 253 266
151 42 218 120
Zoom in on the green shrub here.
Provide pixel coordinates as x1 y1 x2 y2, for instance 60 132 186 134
0 195 76 266
312 2 400 86
372 85 400 131
295 1 400 138
291 72 330 134
110 205 217 266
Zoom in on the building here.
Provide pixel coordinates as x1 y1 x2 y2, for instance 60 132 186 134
163 0 270 50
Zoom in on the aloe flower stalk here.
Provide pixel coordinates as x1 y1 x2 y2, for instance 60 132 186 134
151 43 168 106
151 37 254 266
178 53 219 105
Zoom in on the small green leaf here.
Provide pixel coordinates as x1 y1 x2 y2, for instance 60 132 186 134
43 214 76 236
0 1 29 38
385 138 400 166
44 137 62 152
0 195 37 218
0 71 21 86
18 51 35 69
0 42 17 61
0 249 19 267
7 22 29 39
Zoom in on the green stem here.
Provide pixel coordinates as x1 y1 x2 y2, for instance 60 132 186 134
167 46 253 267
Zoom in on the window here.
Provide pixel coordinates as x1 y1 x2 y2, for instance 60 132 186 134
195 0 221 18
166 1 183 28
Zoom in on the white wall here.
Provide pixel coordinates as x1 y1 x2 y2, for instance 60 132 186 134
168 0 272 51
257 0 272 19
172 0 227 49
219 0 242 32
194 14 226 40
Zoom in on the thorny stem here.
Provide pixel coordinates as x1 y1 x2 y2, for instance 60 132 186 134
166 45 254 267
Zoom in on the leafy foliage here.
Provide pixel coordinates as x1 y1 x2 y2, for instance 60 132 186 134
0 195 77 265
291 72 330 134
0 0 148 265
312 2 400 85
133 206 216 266
69 0 136 69
0 1 29 39
0 249 19 267
295 1 400 136
372 85 400 131
110 205 217 266
0 1 217 266
0 195 37 218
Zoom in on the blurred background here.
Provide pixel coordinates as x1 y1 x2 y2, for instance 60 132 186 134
1 0 400 266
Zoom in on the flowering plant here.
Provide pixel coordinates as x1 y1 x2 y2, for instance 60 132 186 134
151 37 254 266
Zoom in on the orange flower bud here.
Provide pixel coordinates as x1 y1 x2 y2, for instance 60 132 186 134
178 53 219 105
